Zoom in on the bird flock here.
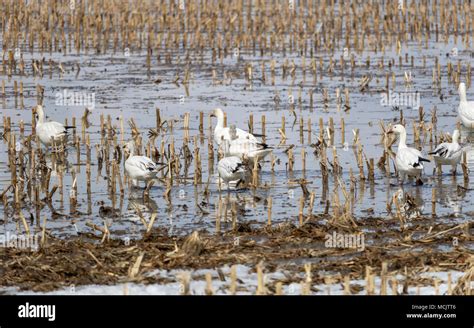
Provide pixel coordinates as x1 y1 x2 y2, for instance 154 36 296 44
386 82 472 185
31 82 473 193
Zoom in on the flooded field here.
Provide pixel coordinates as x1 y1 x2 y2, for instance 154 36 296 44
0 0 473 295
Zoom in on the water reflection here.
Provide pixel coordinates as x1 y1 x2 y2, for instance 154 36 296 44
433 179 465 217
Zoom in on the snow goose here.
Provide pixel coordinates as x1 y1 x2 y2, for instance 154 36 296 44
221 125 273 163
428 129 463 175
387 124 430 185
33 105 74 147
458 82 474 129
210 108 259 145
123 141 164 187
217 156 248 189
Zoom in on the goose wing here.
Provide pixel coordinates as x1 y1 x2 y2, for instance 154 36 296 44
399 147 430 168
444 143 463 159
129 156 159 172
235 127 258 142
429 142 462 159
38 121 67 138
219 156 245 174
215 127 258 144
429 143 449 158
228 137 271 154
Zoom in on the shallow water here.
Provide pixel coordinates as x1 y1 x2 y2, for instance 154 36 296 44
1 34 474 243
3 265 471 295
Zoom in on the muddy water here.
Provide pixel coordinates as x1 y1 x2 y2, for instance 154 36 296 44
1 39 473 241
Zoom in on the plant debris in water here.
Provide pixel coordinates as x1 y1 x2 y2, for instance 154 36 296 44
1 214 472 294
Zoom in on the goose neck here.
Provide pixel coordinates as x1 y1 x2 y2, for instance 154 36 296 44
398 131 408 148
460 87 467 102
215 113 224 130
452 132 460 144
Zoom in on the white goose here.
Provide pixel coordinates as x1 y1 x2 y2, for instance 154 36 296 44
388 124 430 185
217 156 248 189
458 82 474 129
211 108 273 162
210 108 258 144
429 129 463 174
123 141 164 187
222 125 273 163
33 105 74 146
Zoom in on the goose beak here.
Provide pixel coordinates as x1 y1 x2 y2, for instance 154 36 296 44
32 106 37 114
210 113 216 118
386 129 394 135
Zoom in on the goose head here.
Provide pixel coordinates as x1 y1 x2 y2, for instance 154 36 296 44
210 108 225 119
387 124 408 146
32 105 45 123
123 140 136 158
387 124 406 135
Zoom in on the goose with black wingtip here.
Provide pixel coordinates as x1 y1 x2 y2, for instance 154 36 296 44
387 124 430 185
